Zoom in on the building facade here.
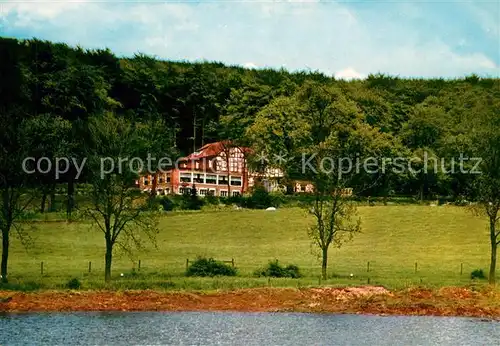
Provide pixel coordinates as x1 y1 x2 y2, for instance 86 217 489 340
136 141 284 197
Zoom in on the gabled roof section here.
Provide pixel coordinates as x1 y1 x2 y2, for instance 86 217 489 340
182 141 251 160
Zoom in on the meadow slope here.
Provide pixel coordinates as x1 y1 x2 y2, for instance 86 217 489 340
4 205 491 290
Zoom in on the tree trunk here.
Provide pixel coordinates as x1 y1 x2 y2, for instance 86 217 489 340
489 218 497 285
226 152 231 196
67 179 74 218
1 189 10 283
48 183 56 212
192 111 197 153
1 228 8 283
40 192 47 213
242 154 247 194
321 247 328 280
104 239 113 283
201 117 205 147
382 176 389 206
150 173 158 199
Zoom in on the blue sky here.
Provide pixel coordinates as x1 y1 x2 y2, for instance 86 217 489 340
1 0 499 78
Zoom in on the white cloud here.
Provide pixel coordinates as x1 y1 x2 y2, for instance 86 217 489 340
243 62 258 69
1 1 498 78
334 68 364 80
2 0 87 27
465 2 500 38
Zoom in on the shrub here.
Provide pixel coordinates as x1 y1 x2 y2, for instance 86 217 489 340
180 186 204 210
158 196 176 211
186 257 237 277
227 194 244 206
204 194 219 205
471 269 486 280
66 278 82 289
0 280 42 291
269 190 285 207
249 185 272 209
255 260 301 278
143 196 162 211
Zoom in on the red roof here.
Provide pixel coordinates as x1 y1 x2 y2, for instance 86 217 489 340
183 141 251 160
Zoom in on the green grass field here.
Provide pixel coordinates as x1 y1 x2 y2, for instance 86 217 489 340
3 205 493 290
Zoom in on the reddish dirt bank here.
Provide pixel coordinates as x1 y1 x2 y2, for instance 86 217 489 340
1 286 500 318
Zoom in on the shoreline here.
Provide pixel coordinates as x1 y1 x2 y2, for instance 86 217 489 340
1 286 500 318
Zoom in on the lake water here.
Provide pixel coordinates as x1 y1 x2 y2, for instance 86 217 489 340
1 312 499 345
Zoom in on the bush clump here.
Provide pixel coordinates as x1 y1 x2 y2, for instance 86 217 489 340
66 278 82 289
180 186 204 210
255 260 301 278
158 196 176 211
249 185 273 209
471 269 486 280
186 257 237 277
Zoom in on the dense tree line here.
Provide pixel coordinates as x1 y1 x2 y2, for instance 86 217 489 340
1 37 500 282
2 37 498 200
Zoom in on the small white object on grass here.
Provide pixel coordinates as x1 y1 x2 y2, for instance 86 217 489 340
120 273 124 277
266 207 276 211
350 273 354 278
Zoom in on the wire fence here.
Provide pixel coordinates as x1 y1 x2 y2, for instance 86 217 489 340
11 258 483 283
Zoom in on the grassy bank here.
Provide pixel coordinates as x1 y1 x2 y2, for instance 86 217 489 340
2 205 492 290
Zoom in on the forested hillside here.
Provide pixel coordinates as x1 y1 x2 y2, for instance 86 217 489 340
1 36 499 200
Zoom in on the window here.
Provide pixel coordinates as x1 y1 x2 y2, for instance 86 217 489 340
159 176 164 184
180 173 192 183
143 177 149 186
165 188 170 194
218 175 228 185
194 173 204 184
179 187 190 195
199 189 208 196
230 176 242 186
166 174 171 183
217 158 227 171
232 191 240 197
208 189 215 196
206 174 217 184
229 158 239 172
220 190 228 197
195 161 200 169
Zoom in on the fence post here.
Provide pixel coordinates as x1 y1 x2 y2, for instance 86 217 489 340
88 261 91 273
40 261 44 275
231 258 234 268
367 261 370 272
414 262 418 273
138 260 141 272
460 263 463 275
186 259 189 271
